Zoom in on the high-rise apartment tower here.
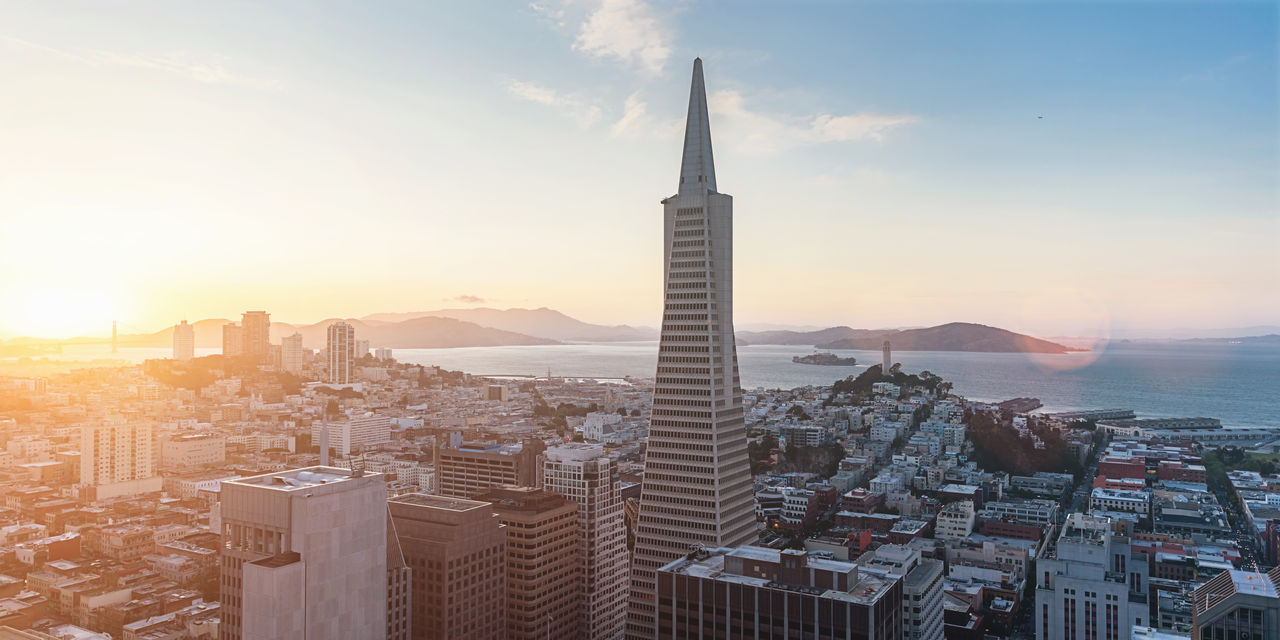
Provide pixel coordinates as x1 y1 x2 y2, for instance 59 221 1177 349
327 321 355 384
240 311 271 357
172 320 194 361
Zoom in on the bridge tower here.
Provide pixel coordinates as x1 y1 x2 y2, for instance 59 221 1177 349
111 320 118 354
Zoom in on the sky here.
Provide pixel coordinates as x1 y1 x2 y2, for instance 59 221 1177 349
0 1 1276 339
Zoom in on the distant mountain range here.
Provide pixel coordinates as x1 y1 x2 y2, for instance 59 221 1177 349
1180 334 1280 345
25 309 1250 354
115 315 558 349
741 322 1076 354
360 307 656 342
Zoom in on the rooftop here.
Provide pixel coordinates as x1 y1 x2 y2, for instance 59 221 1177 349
229 466 375 491
1229 569 1278 599
389 493 489 512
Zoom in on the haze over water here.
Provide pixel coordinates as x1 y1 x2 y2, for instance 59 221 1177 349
42 341 1277 429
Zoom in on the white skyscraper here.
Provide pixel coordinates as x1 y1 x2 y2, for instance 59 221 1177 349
172 320 194 361
327 321 355 384
544 444 629 640
281 332 303 374
220 467 387 640
628 58 757 639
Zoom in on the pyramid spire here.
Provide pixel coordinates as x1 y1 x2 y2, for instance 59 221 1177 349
678 57 716 196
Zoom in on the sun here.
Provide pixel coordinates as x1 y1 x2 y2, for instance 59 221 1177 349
1 287 121 339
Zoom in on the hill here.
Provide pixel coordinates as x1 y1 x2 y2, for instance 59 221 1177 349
815 322 1072 354
737 326 889 346
360 307 656 342
1181 334 1280 345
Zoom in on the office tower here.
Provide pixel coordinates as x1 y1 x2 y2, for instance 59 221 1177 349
1190 568 1280 640
80 422 161 500
883 340 892 372
387 518 412 640
1036 513 1151 640
172 320 194 361
222 323 242 356
544 444 629 640
326 321 355 384
629 57 756 638
474 486 582 640
281 332 303 374
220 467 387 640
240 311 271 357
856 544 945 640
656 546 903 639
435 439 547 499
375 347 393 361
355 339 370 360
388 494 507 640
311 414 391 457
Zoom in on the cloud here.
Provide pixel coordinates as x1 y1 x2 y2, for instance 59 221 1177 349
572 0 672 74
608 88 917 152
0 35 275 88
504 79 602 126
449 295 486 304
528 2 567 27
710 89 918 154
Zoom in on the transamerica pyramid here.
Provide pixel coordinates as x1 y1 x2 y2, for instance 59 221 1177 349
626 58 757 639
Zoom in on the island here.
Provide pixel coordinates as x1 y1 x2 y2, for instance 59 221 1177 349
792 352 857 366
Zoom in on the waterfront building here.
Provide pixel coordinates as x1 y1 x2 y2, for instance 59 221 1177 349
326 321 355 384
655 546 903 639
630 57 757 638
388 494 506 640
474 486 582 640
172 320 194 361
544 444 629 639
240 311 270 357
220 467 387 640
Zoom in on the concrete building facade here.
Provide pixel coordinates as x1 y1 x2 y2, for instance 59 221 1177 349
220 467 388 640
